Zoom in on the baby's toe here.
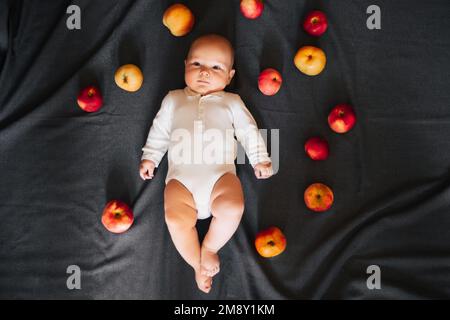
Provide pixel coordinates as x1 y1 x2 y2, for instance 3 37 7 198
200 277 212 293
195 269 213 293
200 265 209 276
211 266 220 277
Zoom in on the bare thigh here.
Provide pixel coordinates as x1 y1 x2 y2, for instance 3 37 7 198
164 179 197 227
209 173 245 215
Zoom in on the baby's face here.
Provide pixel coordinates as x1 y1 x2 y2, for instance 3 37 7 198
185 39 235 96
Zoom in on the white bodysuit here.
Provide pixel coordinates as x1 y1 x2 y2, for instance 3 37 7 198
141 86 271 219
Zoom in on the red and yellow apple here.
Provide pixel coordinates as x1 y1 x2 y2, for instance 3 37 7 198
294 46 326 76
305 137 329 161
258 68 282 96
240 0 264 19
114 64 144 92
328 104 356 133
255 226 287 258
101 200 134 234
303 10 328 37
304 183 334 212
163 3 195 36
77 86 103 113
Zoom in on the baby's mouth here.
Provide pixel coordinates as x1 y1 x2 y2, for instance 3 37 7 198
197 80 209 84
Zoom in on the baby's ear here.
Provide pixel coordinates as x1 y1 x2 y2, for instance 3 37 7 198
228 69 236 82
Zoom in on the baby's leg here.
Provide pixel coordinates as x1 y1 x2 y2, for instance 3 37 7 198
164 179 212 293
201 173 245 277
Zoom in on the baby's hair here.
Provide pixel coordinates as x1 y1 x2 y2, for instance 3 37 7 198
187 34 235 69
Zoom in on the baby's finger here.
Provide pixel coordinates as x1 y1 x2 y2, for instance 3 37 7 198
262 168 272 179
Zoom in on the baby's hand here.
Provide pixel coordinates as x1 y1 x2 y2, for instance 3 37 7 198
139 159 156 180
254 161 273 179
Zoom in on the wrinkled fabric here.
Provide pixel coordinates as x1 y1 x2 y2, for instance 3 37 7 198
1 0 450 299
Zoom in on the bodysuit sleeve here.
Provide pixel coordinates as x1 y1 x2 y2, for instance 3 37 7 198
141 92 174 167
230 94 272 167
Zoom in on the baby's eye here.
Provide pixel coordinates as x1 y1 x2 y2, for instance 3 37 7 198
213 65 221 70
192 62 200 66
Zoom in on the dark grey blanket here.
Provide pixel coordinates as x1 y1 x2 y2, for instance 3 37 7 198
1 0 449 299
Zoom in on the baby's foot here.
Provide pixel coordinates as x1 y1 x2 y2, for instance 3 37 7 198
194 268 212 293
200 246 220 277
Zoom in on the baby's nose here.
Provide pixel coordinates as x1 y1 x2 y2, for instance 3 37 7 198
200 68 210 77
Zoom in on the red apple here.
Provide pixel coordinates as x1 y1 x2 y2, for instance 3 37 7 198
328 104 356 133
255 227 287 258
77 86 103 112
101 200 134 234
304 183 334 212
303 10 328 37
240 0 264 19
258 68 282 96
305 137 329 160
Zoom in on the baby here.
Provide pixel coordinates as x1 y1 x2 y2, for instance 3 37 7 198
139 34 273 293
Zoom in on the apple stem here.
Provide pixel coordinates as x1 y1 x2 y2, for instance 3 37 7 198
268 240 275 246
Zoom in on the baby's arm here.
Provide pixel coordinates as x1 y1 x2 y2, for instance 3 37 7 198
230 95 273 179
139 92 174 180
